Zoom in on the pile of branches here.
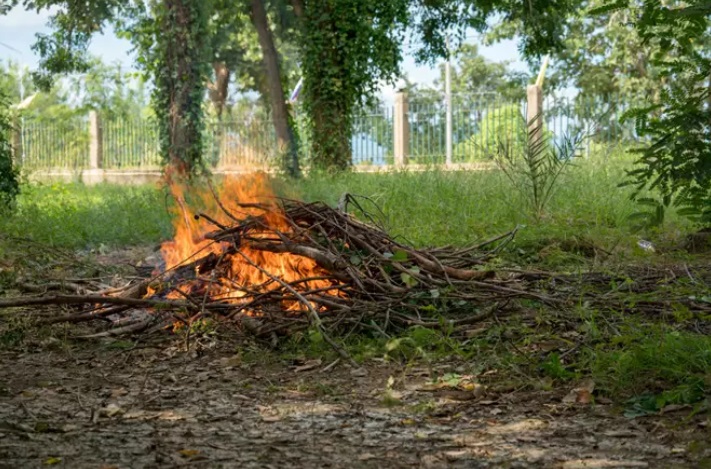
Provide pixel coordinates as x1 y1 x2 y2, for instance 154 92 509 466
0 196 539 353
4 195 708 359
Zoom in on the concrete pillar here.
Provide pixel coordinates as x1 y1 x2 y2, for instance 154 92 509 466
89 110 103 169
526 84 543 145
393 92 409 166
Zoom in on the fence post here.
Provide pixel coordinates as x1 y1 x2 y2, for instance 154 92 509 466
11 115 22 164
393 92 409 166
526 84 543 145
89 110 103 169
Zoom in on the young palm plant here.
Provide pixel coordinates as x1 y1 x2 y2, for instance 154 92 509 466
491 113 583 222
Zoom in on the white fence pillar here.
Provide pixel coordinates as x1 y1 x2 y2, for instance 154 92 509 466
393 92 409 166
526 85 543 145
89 110 103 169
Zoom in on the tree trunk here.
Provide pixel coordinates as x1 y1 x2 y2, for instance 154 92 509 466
290 0 304 18
250 0 300 177
154 0 210 175
291 0 353 171
208 61 231 120
207 61 231 167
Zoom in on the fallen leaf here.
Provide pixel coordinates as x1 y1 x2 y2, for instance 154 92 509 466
43 457 62 465
351 368 368 377
179 449 201 458
293 359 322 373
110 388 129 398
101 403 124 417
562 379 595 405
401 418 417 426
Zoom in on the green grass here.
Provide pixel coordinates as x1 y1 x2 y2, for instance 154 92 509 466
1 155 696 255
590 327 711 415
0 181 171 249
275 155 695 266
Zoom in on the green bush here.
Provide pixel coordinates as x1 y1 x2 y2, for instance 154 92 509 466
0 91 19 208
454 104 527 162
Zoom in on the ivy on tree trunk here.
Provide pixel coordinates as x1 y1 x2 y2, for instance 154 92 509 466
0 91 20 208
153 0 211 175
296 0 407 171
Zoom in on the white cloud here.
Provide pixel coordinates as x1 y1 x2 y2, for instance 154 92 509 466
0 6 55 27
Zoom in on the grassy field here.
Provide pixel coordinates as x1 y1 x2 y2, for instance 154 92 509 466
1 156 709 415
1 155 695 254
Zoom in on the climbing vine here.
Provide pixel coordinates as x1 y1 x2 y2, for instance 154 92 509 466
0 90 20 209
133 0 212 175
299 0 408 171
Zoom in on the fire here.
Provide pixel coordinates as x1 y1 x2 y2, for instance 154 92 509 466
156 172 342 313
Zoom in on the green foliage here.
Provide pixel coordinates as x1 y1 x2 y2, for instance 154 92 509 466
410 0 579 63
604 0 711 226
15 0 133 90
0 90 19 209
299 0 408 170
591 328 711 413
454 104 527 161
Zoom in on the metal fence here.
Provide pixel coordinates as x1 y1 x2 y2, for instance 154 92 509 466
14 92 641 170
19 117 90 170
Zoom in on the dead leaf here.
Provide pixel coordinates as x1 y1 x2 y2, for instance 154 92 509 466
110 388 129 398
101 403 124 417
351 368 368 377
43 457 62 465
293 359 322 373
562 379 595 405
179 449 201 458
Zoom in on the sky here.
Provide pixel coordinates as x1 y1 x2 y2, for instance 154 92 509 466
0 6 528 102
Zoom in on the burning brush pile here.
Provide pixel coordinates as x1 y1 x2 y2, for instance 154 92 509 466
1 174 536 351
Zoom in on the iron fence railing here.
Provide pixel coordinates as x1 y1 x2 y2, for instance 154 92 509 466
20 118 90 170
16 93 643 171
103 118 160 169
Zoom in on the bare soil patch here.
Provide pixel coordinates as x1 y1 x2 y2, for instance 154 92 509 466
0 340 708 469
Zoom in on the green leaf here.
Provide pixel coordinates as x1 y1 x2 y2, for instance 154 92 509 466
390 250 408 262
400 272 418 288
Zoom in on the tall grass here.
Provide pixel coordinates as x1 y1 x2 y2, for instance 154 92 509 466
276 154 694 256
0 182 172 249
0 152 695 253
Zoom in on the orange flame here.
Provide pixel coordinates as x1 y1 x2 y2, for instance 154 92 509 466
158 172 342 312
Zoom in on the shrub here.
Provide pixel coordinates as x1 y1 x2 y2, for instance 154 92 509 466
0 90 20 209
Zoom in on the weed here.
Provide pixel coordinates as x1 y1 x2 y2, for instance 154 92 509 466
590 327 711 410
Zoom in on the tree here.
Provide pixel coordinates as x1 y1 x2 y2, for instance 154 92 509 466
129 0 211 174
597 0 711 225
249 0 299 176
6 0 210 175
0 89 20 208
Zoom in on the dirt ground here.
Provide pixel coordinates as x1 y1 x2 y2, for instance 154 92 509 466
1 245 709 468
0 339 709 469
